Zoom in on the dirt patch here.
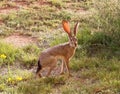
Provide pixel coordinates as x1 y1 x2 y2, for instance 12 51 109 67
14 1 29 6
0 1 27 14
0 6 19 14
0 19 3 24
0 1 43 24
0 1 48 14
2 33 38 47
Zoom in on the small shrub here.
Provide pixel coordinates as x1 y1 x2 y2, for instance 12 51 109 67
19 45 40 68
22 45 40 54
0 42 18 65
74 0 120 58
0 25 14 36
0 84 5 92
48 0 64 8
90 0 120 48
20 53 37 68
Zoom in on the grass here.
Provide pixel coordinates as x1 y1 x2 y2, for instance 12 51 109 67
0 4 73 36
0 42 40 67
19 45 40 68
48 0 64 8
70 57 120 93
0 42 18 65
0 0 120 94
0 1 16 8
0 69 33 92
17 76 66 94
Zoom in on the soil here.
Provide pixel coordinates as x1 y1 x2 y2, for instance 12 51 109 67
2 33 38 47
0 1 26 14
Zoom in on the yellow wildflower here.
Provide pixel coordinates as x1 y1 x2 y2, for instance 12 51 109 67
8 78 12 82
16 76 22 81
0 54 6 59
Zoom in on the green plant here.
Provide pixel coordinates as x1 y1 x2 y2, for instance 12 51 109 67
89 0 120 49
20 53 37 68
18 45 40 68
0 42 18 65
48 0 64 8
0 25 14 36
76 0 120 57
17 76 66 94
0 1 16 8
50 35 67 46
0 84 5 92
0 68 33 93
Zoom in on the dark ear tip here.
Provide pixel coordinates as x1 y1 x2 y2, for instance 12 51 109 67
76 21 79 24
76 21 80 26
73 21 79 35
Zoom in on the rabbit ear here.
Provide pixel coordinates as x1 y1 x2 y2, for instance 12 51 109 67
62 20 71 35
74 22 79 36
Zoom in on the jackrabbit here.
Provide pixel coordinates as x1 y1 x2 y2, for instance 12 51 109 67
36 20 79 78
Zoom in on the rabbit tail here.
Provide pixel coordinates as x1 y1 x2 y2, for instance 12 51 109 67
36 59 42 74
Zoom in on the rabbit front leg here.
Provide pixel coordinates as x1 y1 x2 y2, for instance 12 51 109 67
60 59 65 75
65 59 73 77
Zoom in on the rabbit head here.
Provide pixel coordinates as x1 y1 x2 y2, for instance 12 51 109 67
62 20 79 47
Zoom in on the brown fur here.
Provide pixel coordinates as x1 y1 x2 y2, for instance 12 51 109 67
36 20 79 78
